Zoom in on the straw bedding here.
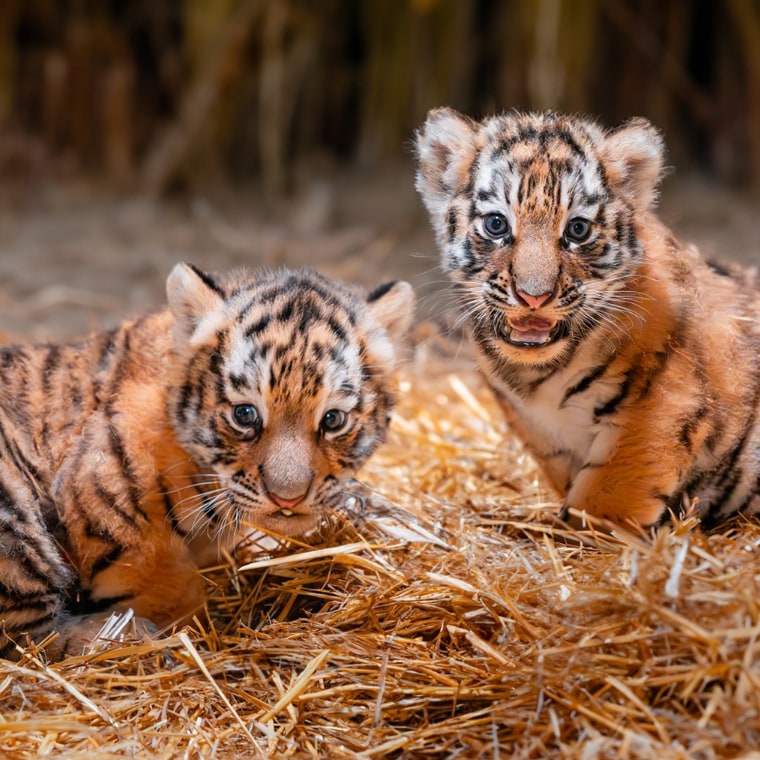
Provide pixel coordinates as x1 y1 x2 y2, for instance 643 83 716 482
2 344 760 759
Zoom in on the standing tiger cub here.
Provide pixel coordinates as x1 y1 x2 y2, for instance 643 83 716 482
0 264 413 659
416 108 760 530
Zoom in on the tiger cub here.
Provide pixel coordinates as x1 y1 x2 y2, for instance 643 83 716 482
416 107 760 530
0 264 413 659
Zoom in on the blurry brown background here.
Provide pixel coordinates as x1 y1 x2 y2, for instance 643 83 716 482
0 0 758 340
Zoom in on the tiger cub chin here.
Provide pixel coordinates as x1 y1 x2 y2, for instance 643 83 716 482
0 263 414 659
416 107 760 530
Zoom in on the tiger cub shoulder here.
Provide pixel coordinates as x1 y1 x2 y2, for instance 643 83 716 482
0 263 414 659
416 107 760 529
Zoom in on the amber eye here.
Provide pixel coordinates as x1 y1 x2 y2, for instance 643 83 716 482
321 409 348 433
565 218 592 244
483 213 511 240
232 404 260 428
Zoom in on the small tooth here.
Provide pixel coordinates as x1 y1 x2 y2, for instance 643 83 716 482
279 508 295 517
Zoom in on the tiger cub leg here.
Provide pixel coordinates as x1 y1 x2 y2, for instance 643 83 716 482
0 471 75 659
27 534 206 660
37 547 205 661
85 529 207 635
37 533 207 660
561 422 693 529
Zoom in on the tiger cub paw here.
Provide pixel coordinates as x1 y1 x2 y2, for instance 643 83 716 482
43 610 160 661
552 504 645 552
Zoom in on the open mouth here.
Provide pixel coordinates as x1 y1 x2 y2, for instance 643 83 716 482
266 504 312 521
501 315 565 347
253 503 320 536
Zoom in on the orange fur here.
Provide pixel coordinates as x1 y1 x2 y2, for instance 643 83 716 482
417 109 760 529
0 265 414 658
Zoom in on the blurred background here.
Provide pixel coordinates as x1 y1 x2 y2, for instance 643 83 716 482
0 0 758 339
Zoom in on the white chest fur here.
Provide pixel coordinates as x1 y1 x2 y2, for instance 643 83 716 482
485 344 624 493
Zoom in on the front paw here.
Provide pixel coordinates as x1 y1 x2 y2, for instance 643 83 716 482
553 502 636 550
44 610 160 661
557 501 585 530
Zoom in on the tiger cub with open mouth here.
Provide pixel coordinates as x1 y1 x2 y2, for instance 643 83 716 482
0 263 413 658
416 107 760 530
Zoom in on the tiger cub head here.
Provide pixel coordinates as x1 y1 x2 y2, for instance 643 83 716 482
415 108 665 367
165 263 414 539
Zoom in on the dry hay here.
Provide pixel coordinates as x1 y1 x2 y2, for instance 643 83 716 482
2 348 760 759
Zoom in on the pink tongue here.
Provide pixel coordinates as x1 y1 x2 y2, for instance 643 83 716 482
508 315 557 344
509 315 555 330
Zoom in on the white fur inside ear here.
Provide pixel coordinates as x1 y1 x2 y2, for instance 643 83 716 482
366 333 395 371
366 281 415 344
166 262 226 345
364 280 415 370
415 108 476 219
601 118 665 210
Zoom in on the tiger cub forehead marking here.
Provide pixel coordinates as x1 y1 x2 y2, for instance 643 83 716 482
167 263 414 444
193 269 371 422
472 118 607 223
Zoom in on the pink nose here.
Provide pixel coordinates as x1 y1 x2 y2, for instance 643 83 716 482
268 491 308 510
517 290 554 309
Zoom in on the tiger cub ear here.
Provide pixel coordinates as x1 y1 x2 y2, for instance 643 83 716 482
166 262 227 344
364 280 415 366
415 107 478 218
601 118 666 211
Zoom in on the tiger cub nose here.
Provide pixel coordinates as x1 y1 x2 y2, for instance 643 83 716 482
516 289 554 309
267 491 308 510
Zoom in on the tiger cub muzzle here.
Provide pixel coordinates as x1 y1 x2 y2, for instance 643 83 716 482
483 271 573 350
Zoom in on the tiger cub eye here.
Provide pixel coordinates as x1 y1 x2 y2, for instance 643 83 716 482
232 404 260 428
321 409 348 433
483 213 511 239
565 218 592 244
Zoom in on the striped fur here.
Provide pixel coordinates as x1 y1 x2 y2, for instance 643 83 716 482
0 264 413 658
416 108 760 530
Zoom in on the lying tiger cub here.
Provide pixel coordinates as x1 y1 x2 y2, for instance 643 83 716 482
0 263 413 659
416 107 760 530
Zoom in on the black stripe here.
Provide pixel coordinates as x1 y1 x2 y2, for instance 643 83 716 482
96 328 120 371
157 475 187 536
275 301 294 322
447 208 457 243
696 380 760 520
245 314 271 337
187 264 225 297
461 238 485 275
297 301 323 333
41 344 61 395
92 474 141 531
367 281 397 303
327 316 348 342
561 359 613 406
201 493 221 524
706 260 733 278
16 547 57 589
678 406 708 453
106 424 148 522
594 371 634 418
229 372 250 391
69 591 132 616
90 544 125 579
706 426 757 516
103 327 133 415
635 350 672 404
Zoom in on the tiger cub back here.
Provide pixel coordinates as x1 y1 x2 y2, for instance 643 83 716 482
0 264 413 659
415 107 760 529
